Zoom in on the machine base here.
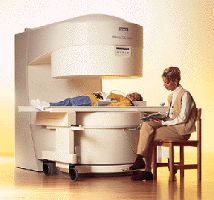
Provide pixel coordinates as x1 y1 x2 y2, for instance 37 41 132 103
56 162 133 174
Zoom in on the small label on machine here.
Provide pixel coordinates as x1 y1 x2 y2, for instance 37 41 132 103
115 46 131 57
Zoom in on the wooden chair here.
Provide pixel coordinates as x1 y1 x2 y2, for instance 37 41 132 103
152 108 202 181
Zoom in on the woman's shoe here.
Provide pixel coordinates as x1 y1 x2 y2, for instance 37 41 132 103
129 155 145 170
131 171 153 181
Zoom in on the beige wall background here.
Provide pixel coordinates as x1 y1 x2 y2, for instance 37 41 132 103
0 0 213 155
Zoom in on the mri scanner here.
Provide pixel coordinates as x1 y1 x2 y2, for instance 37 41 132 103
15 14 167 180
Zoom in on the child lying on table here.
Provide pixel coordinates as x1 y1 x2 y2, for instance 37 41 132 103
31 92 143 110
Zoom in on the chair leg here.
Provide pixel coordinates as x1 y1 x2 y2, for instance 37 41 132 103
197 143 202 181
169 143 175 181
153 145 158 180
180 146 184 177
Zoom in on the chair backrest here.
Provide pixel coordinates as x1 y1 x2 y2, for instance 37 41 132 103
196 108 202 121
196 108 202 143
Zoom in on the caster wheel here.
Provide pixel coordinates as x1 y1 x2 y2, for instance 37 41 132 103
69 164 78 181
43 160 56 176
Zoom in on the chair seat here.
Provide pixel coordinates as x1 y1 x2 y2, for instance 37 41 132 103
154 140 198 147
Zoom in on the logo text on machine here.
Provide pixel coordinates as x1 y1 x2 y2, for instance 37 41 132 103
119 27 128 31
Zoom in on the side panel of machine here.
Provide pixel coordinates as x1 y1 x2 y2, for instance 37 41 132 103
15 32 43 171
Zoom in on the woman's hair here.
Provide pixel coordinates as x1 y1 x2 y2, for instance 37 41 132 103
162 66 181 82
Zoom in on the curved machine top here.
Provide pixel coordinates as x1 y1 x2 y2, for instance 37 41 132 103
30 14 132 30
21 14 143 78
66 14 127 23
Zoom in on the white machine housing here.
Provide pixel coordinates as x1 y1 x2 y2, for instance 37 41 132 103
15 14 144 173
28 14 143 77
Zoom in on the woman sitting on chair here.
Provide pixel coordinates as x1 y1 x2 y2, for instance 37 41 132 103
130 66 197 181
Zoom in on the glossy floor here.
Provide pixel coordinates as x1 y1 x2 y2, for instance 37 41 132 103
0 153 214 200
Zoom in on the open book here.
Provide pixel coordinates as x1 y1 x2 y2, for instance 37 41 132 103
142 113 167 121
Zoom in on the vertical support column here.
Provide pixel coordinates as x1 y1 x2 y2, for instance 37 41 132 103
55 128 77 164
56 128 74 154
54 110 77 158
68 112 77 126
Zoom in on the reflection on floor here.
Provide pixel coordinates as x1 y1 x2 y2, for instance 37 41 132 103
0 153 214 200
